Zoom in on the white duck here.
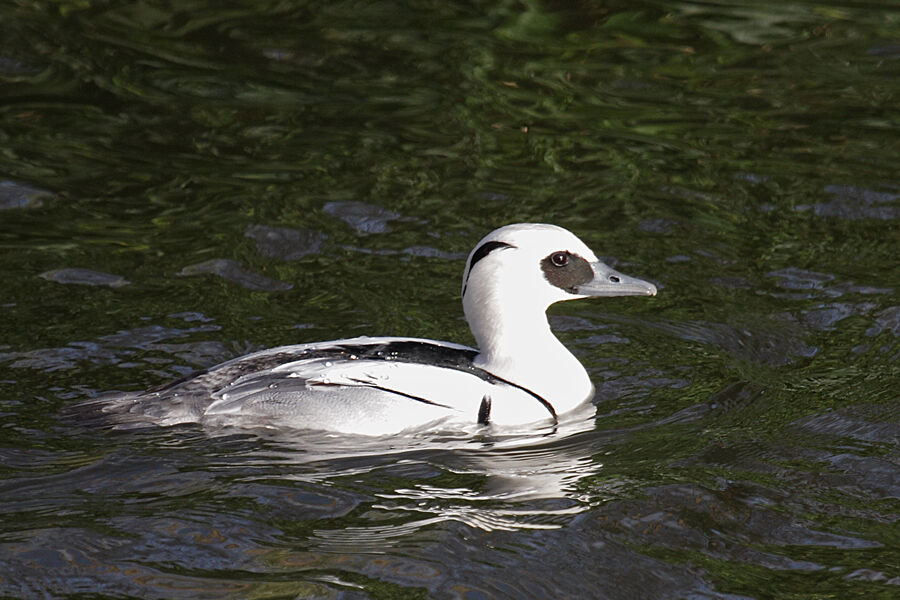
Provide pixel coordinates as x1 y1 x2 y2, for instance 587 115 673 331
89 223 657 435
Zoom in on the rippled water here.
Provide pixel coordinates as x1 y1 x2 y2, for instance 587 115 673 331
1 1 898 598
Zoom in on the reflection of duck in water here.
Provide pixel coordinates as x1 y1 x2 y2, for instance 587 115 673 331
86 224 656 435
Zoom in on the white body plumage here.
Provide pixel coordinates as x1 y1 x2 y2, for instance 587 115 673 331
86 223 657 435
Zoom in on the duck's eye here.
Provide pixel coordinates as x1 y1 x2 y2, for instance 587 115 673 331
550 252 569 267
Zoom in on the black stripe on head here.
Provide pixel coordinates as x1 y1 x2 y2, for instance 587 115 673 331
541 251 594 294
463 240 514 296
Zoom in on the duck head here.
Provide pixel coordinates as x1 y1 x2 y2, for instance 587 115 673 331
461 223 657 409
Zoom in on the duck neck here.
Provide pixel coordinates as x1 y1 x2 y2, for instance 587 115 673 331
464 295 593 411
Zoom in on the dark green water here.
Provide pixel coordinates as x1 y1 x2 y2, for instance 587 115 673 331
1 1 898 598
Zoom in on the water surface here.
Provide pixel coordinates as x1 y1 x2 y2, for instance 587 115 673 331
1 1 898 598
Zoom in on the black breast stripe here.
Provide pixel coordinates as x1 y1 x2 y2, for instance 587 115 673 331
477 395 491 425
345 340 558 423
479 371 558 422
356 370 556 423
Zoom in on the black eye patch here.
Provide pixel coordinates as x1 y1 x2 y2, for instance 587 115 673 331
541 251 594 294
